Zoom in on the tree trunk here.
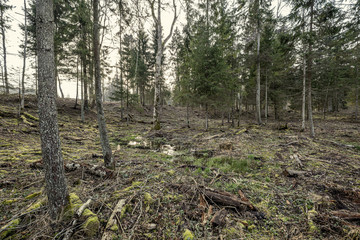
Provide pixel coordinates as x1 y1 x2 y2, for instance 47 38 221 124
186 103 190 128
81 58 85 122
301 7 306 131
1 7 9 94
58 74 64 99
21 0 27 109
356 86 359 121
308 0 315 138
238 92 241 127
93 0 114 169
265 69 268 122
205 104 208 131
74 56 79 108
36 0 69 219
153 0 162 130
256 5 262 125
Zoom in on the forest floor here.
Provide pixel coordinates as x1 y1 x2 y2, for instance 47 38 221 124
0 94 360 240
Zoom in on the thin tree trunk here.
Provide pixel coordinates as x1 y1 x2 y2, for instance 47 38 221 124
153 0 162 130
1 65 4 94
308 0 315 138
21 0 27 109
256 2 262 125
356 66 359 121
205 104 208 131
93 0 114 169
265 69 268 122
186 103 190 128
35 55 38 96
1 7 9 94
81 58 85 122
74 56 79 108
238 92 242 127
36 0 68 219
57 74 64 98
301 6 306 130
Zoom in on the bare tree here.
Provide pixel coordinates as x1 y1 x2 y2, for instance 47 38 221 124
308 0 315 137
255 0 262 125
36 0 69 219
148 0 178 129
21 0 27 110
93 0 114 168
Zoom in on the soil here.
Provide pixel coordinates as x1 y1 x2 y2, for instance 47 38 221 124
0 94 359 239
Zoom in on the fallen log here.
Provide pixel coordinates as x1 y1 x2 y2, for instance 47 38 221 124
169 184 256 211
102 199 126 240
63 199 92 240
330 210 360 221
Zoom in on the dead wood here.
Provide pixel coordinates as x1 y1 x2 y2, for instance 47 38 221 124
282 169 307 177
210 208 227 226
330 210 360 221
30 161 114 178
169 184 256 211
102 199 126 240
63 199 92 240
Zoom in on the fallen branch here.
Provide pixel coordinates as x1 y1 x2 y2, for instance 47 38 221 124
102 199 126 240
283 169 307 177
169 184 256 211
63 199 92 240
330 210 360 221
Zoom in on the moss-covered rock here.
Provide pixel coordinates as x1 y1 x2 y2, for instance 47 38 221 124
82 216 100 237
63 193 83 220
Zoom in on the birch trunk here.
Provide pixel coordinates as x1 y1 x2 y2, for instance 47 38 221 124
93 0 114 169
36 0 69 219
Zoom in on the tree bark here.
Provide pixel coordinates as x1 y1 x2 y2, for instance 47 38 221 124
1 6 8 94
21 0 27 109
148 0 177 130
301 7 306 132
265 69 268 122
256 0 262 125
308 0 315 138
36 0 69 219
81 58 85 122
93 0 114 169
74 56 79 108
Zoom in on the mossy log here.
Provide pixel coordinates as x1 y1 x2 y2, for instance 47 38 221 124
102 199 126 240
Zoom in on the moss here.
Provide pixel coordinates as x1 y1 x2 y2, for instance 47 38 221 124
82 208 96 217
63 193 83 220
183 229 194 240
121 181 144 192
248 224 256 232
82 216 100 237
154 121 161 130
2 199 18 205
23 112 39 121
167 170 175 175
120 204 128 219
26 198 46 212
110 224 119 231
25 191 41 200
0 219 20 239
144 192 154 205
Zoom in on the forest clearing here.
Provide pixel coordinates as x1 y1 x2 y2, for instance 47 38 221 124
0 95 359 239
